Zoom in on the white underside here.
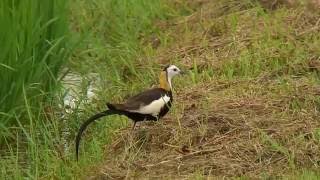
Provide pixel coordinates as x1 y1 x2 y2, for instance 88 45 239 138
130 95 170 116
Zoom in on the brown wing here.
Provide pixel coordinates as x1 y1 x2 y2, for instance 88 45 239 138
110 88 169 111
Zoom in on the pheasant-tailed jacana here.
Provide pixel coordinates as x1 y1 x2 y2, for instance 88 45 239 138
75 65 183 160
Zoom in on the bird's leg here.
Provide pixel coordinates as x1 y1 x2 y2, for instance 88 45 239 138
132 121 137 130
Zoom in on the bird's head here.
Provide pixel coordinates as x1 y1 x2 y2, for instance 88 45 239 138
160 65 183 91
164 65 183 79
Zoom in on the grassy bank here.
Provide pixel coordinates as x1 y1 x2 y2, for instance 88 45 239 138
81 0 320 179
1 0 320 179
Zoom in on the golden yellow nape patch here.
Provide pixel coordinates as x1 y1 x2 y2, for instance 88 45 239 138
159 71 170 91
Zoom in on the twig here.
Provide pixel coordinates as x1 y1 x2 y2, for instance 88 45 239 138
303 18 320 36
162 143 180 148
298 26 320 36
202 128 238 147
144 147 222 168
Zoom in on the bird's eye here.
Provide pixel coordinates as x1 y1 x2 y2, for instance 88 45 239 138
173 68 177 71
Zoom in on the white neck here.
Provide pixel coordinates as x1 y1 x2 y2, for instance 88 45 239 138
167 75 172 90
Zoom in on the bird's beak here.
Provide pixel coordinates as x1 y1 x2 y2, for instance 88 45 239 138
180 71 186 75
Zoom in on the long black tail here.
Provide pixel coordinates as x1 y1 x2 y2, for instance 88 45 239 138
75 110 118 161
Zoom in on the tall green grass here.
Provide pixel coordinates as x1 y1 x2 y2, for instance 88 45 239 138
0 0 71 178
0 0 70 135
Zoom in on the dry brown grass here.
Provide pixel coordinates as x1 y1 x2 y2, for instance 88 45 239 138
86 77 319 179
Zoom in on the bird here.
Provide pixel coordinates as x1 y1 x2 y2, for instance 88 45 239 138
75 65 183 160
